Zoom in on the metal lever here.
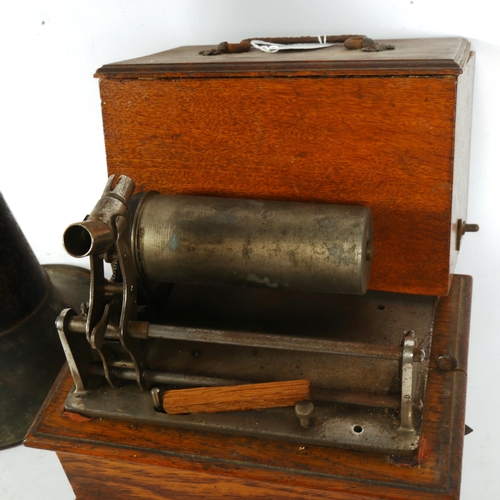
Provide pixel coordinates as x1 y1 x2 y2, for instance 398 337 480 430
398 330 427 433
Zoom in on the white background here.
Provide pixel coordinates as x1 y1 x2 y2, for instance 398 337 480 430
0 1 498 498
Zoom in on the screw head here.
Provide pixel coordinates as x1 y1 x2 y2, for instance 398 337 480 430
295 401 314 428
436 354 458 372
295 401 314 419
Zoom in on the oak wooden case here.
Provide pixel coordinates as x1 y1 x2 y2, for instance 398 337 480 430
25 275 472 499
96 37 474 296
24 38 475 499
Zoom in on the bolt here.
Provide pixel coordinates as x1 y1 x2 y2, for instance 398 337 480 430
295 401 314 428
436 354 458 372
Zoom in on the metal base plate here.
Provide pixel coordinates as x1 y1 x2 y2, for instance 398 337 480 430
63 283 436 456
66 383 420 455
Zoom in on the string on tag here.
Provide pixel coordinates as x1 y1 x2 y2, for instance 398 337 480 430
250 40 280 53
251 37 334 53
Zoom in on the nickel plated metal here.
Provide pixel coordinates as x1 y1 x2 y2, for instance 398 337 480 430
132 191 373 295
56 174 432 456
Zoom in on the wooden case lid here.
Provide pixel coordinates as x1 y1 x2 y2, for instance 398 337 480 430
96 37 471 79
95 37 474 296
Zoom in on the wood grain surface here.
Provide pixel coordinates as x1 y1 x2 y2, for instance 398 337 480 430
163 379 311 414
95 37 471 78
99 44 474 296
25 275 472 499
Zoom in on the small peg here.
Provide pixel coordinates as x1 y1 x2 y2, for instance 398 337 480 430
151 387 163 412
457 219 479 250
295 401 314 428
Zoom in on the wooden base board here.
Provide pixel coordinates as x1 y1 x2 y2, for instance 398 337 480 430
24 275 472 499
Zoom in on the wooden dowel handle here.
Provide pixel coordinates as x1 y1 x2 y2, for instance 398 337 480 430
163 379 311 415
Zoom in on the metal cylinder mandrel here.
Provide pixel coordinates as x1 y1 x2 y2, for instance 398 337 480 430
132 192 373 295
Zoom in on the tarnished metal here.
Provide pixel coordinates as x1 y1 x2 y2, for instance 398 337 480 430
399 330 416 432
87 364 402 408
62 174 145 391
56 308 87 393
295 401 314 428
132 191 373 295
63 282 436 455
56 174 437 455
65 383 420 455
88 364 247 388
151 388 163 412
63 175 135 259
62 314 402 360
146 324 401 359
436 353 459 372
114 212 144 389
456 219 479 251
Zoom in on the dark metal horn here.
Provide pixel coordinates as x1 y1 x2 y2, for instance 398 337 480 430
0 193 89 449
